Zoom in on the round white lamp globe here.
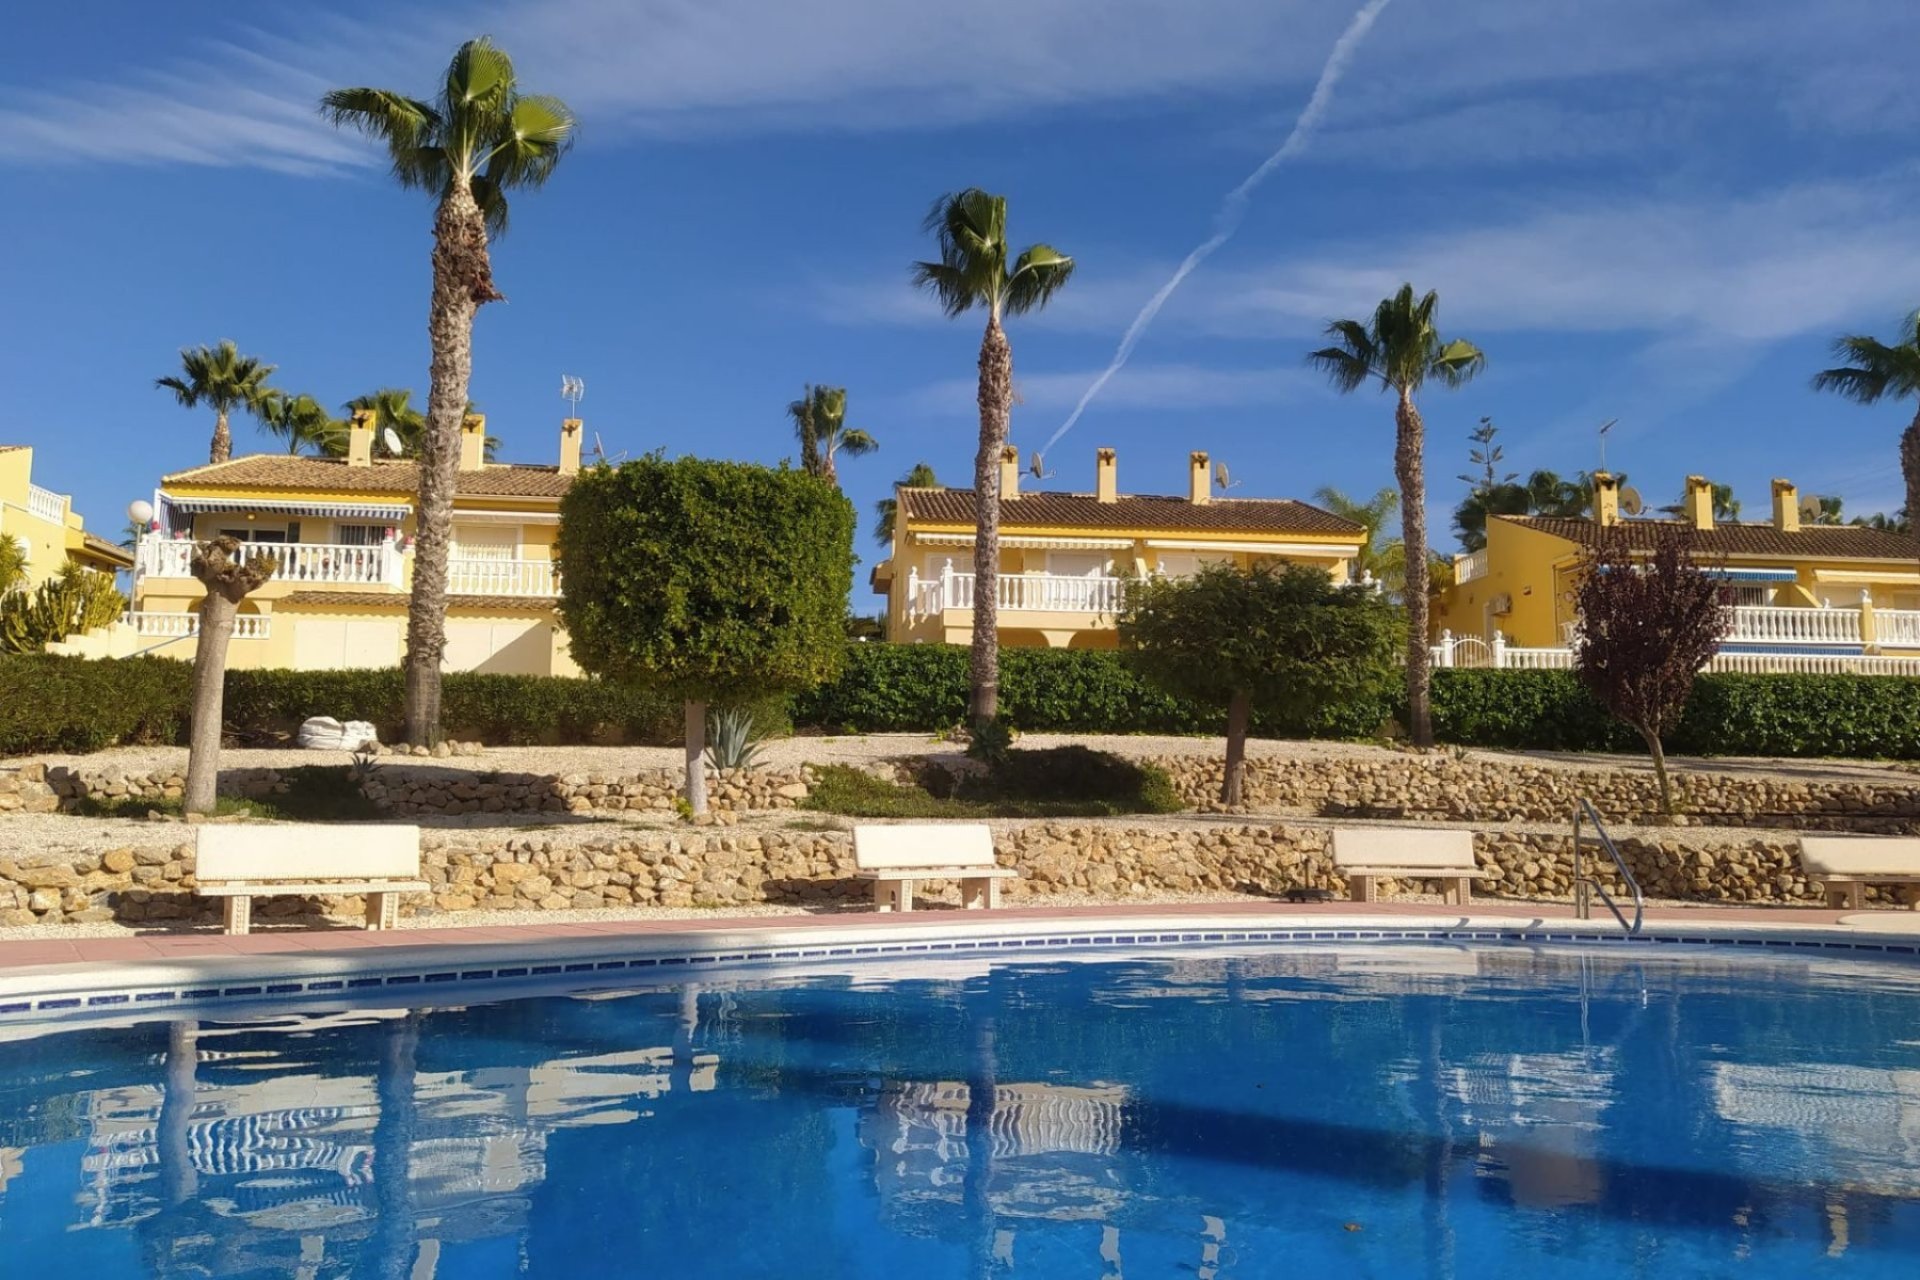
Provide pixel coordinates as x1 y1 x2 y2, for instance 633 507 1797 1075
127 499 154 526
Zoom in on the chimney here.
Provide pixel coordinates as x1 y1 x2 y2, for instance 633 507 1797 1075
1683 475 1713 531
559 417 583 476
1189 451 1210 505
460 413 487 472
1771 478 1799 533
1592 470 1619 527
998 444 1019 499
346 409 375 468
1095 448 1118 503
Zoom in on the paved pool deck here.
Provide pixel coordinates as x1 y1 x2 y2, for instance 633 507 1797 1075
3 897 1915 974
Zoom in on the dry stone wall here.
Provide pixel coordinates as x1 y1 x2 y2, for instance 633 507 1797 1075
1 819 1902 928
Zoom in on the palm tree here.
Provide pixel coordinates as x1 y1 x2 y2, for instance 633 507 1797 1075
341 388 429 457
788 385 877 485
912 189 1074 729
1814 312 1920 554
253 391 345 455
156 341 277 464
1308 284 1484 747
874 462 939 547
1313 485 1400 587
322 37 576 746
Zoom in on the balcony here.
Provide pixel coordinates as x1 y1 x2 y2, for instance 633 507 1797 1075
911 570 1126 621
447 557 559 597
26 483 67 524
135 538 401 588
123 611 270 639
1724 605 1861 647
1454 549 1489 584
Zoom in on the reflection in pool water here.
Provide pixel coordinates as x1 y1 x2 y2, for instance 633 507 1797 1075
2 946 1919 1277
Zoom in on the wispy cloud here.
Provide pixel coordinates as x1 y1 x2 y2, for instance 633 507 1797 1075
899 362 1317 420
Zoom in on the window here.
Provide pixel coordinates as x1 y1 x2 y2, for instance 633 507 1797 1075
337 524 386 547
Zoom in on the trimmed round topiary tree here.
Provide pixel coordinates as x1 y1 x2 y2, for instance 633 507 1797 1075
556 455 855 812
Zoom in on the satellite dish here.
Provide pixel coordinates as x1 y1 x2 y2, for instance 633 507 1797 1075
1213 461 1238 492
382 427 403 456
1799 494 1825 521
1028 451 1053 480
1619 487 1645 516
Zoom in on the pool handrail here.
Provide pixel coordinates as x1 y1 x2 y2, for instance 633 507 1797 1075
1572 798 1645 936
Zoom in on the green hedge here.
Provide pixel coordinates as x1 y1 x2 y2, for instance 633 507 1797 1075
0 655 786 754
12 648 1920 760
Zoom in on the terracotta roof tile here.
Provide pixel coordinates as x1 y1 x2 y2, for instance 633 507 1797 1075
78 532 134 566
162 454 572 499
897 488 1363 538
282 589 552 611
1504 515 1920 560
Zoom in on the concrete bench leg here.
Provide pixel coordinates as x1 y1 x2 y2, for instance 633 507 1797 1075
223 896 252 937
874 878 914 913
960 877 1001 910
1826 883 1865 911
1348 874 1376 904
365 891 399 931
1447 877 1472 907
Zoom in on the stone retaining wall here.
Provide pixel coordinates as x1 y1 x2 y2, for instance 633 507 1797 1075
1152 755 1920 831
2 820 1903 928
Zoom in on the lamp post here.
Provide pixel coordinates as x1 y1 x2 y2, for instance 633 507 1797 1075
127 500 154 604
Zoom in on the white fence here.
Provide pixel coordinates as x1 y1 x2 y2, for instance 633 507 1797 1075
909 568 1125 620
123 611 270 639
26 483 67 523
136 538 400 588
1433 631 1920 676
447 557 559 597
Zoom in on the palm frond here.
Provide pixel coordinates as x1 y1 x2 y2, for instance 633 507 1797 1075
1005 244 1075 316
1429 337 1486 389
155 375 196 407
319 88 441 187
1811 363 1892 403
1305 345 1376 394
910 260 980 318
839 428 879 456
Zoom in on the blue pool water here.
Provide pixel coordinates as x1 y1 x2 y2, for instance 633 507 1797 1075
3 945 1919 1277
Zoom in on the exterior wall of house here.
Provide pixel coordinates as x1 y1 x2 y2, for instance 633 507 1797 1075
0 446 129 590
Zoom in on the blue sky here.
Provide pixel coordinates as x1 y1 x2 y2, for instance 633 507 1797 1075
5 0 1920 574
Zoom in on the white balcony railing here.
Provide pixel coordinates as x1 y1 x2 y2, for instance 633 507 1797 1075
123 611 270 639
909 569 1125 620
1724 605 1862 647
447 557 559 597
1871 608 1920 648
27 483 67 523
1454 549 1489 584
135 538 400 588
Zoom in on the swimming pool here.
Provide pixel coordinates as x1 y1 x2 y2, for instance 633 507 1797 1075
2 943 1917 1277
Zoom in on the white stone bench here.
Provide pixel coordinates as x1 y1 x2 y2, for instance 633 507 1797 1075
853 824 1018 912
195 824 428 935
1799 836 1920 910
1331 828 1488 906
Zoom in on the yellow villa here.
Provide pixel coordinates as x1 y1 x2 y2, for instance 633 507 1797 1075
126 414 585 674
873 447 1368 647
1435 473 1920 660
0 444 133 587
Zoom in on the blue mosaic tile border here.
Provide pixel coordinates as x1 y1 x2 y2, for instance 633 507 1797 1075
3 925 1917 1021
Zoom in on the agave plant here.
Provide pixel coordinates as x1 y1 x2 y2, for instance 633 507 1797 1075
704 706 767 773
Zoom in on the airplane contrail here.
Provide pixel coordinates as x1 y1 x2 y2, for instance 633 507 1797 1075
1041 0 1395 456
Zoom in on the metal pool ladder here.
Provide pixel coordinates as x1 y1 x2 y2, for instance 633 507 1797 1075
1572 798 1645 936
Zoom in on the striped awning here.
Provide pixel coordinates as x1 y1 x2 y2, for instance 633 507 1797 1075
161 494 412 520
1709 567 1798 583
915 533 1133 550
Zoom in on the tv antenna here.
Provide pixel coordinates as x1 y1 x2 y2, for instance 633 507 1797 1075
560 374 586 416
381 426 404 457
1028 451 1054 481
1213 461 1240 492
590 432 627 467
1597 418 1618 472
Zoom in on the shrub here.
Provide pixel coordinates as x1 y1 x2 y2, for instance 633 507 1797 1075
804 747 1183 819
0 654 192 753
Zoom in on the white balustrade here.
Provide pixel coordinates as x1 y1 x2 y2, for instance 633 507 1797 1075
122 611 270 639
135 539 398 588
1871 608 1920 648
447 557 559 597
1724 605 1861 646
1454 549 1489 584
26 483 67 523
910 570 1126 617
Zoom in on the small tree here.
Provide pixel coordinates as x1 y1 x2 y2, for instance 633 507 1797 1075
1120 564 1403 805
184 537 278 814
556 456 854 813
1571 526 1729 817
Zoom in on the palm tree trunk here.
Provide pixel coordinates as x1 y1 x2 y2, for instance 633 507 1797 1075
1396 389 1434 747
184 591 236 814
1222 690 1251 806
1902 406 1920 560
209 409 232 465
971 314 1013 729
405 182 504 746
684 699 709 815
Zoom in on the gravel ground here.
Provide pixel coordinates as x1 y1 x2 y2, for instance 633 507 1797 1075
9 733 1914 785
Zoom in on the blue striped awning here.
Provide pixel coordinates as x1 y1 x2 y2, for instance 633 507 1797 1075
1709 567 1798 583
161 495 411 520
